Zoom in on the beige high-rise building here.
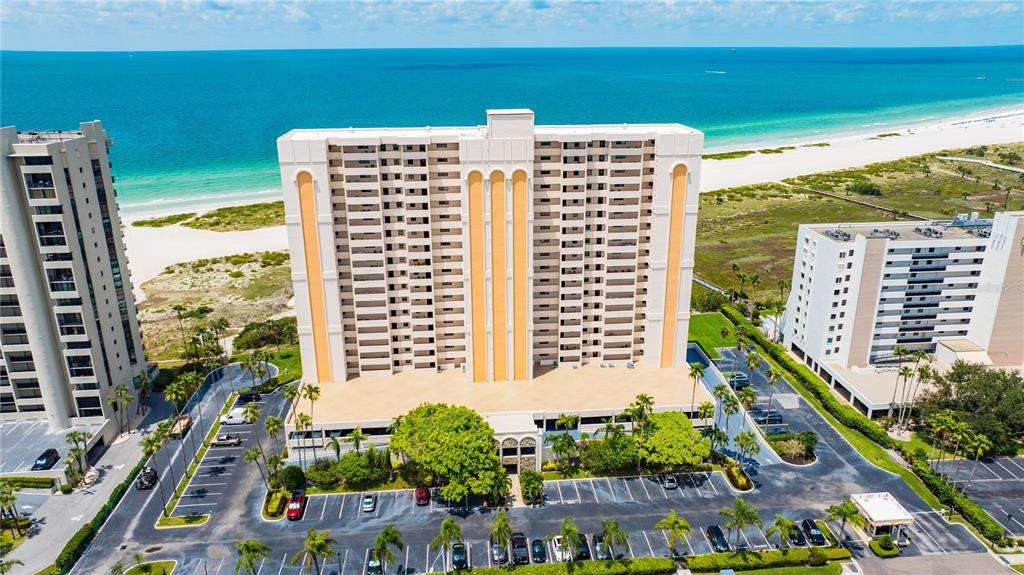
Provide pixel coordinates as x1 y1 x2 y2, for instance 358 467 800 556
277 109 703 385
0 122 146 432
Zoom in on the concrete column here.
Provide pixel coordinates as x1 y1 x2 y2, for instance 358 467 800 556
1 128 74 430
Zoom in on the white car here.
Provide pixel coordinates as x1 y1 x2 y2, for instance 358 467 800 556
550 536 570 562
361 493 377 513
220 407 247 425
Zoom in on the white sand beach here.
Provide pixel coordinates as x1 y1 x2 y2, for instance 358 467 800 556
122 106 1023 299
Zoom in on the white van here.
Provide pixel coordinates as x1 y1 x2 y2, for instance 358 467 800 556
220 407 248 425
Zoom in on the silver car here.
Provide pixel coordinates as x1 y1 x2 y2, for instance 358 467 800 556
361 493 377 513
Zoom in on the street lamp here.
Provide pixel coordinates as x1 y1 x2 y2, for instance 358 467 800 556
337 551 342 575
203 559 209 575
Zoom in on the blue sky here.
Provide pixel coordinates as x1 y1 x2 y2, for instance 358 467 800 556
2 0 1022 51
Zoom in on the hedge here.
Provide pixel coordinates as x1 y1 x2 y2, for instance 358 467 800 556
720 306 1010 545
0 476 56 490
868 539 900 558
468 557 675 575
686 547 851 572
720 306 893 449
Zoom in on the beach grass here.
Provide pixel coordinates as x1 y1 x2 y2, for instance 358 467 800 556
131 212 196 227
182 201 284 232
695 183 888 301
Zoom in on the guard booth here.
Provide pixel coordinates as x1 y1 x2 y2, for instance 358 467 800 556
851 492 915 544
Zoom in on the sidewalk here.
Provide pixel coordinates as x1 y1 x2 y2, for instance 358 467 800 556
10 397 174 574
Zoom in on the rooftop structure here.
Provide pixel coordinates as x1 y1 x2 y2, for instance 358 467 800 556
851 492 914 537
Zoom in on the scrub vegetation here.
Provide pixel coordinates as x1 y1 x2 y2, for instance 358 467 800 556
131 212 196 227
182 201 285 231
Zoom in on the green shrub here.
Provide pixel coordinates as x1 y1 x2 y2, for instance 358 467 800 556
579 434 638 474
468 557 675 575
869 538 900 558
849 181 882 196
228 270 244 279
280 465 306 491
264 490 287 517
337 448 390 487
59 483 73 494
723 461 752 490
692 290 728 312
685 547 851 572
233 317 298 350
0 476 56 489
131 212 196 227
306 458 342 489
911 460 1007 543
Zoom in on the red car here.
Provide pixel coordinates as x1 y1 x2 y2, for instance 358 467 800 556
415 485 430 506
286 490 306 521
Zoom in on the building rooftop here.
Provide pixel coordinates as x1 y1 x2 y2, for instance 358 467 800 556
851 492 915 526
808 221 990 243
288 360 712 428
15 130 84 144
823 359 933 409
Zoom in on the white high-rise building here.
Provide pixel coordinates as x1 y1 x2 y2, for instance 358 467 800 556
0 122 146 432
277 109 704 384
782 211 1024 417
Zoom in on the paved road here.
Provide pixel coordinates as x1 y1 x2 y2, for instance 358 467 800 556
933 455 1024 538
71 350 988 574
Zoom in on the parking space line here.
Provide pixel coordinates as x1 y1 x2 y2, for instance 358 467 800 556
606 478 617 502
176 502 218 507
573 479 581 502
255 558 265 575
705 472 720 495
590 480 599 503
739 529 752 550
182 492 223 497
642 531 654 556
341 549 348 575
363 549 369 575
911 517 948 554
622 478 634 501
320 495 329 520
638 477 651 500
701 528 713 552
688 475 703 497
682 532 694 556
277 553 287 575
756 526 772 549
198 462 237 468
993 459 1020 480
189 482 228 487
1005 457 1024 474
556 481 564 504
1003 510 1024 532
656 478 667 498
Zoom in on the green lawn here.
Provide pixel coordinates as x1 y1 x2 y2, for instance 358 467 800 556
182 201 284 232
688 312 739 358
306 475 416 495
125 560 176 575
233 344 302 384
1010 565 1024 574
155 514 208 528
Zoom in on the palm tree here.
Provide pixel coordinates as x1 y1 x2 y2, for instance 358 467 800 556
211 316 230 360
111 561 125 575
327 437 343 462
266 454 284 486
765 368 783 412
961 433 992 496
491 508 512 550
302 383 321 428
722 395 740 441
552 517 581 560
347 427 369 453
887 345 910 417
430 517 463 574
734 430 760 469
737 387 757 429
601 519 629 558
0 557 24 574
702 427 728 464
245 447 269 491
697 401 715 424
546 432 578 470
140 433 170 516
171 304 190 365
765 515 798 550
826 501 865 545
0 482 22 538
265 415 284 450
711 383 730 429
65 430 92 472
373 524 405 571
136 368 152 415
720 498 762 549
295 412 312 467
744 350 761 379
234 539 272 575
282 384 299 409
777 279 790 301
654 509 692 557
688 362 705 422
133 552 145 570
897 349 929 426
902 363 931 429
291 528 336 574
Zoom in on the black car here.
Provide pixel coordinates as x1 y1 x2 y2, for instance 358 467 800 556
707 525 730 553
530 539 547 563
511 533 530 565
788 525 808 547
767 427 789 437
135 466 158 490
238 390 261 403
752 411 784 425
802 519 827 546
592 534 613 560
575 536 591 561
728 373 751 389
451 542 469 570
31 448 60 471
366 558 383 575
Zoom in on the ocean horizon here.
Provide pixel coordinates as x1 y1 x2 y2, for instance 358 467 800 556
2 46 1022 214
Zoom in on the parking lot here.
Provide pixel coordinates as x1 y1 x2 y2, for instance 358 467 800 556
542 472 731 506
933 455 1024 537
0 419 102 473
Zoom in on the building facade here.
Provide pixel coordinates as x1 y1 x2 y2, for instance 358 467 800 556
277 109 703 383
782 211 1024 416
0 122 146 431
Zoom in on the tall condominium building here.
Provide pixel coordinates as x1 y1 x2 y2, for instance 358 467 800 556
782 211 1023 417
0 122 145 431
277 109 703 384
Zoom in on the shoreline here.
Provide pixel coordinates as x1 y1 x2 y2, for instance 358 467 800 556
121 105 1023 299
117 102 1024 221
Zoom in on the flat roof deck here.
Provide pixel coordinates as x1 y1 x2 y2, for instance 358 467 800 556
290 361 712 428
824 360 933 409
852 492 914 527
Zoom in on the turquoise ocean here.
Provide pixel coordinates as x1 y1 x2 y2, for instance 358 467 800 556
2 46 1022 214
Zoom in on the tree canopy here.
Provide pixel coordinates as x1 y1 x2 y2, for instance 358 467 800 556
389 403 501 501
638 411 711 468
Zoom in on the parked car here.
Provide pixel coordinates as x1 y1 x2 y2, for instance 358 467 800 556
238 390 261 403
802 519 827 546
286 490 306 521
415 485 430 505
752 411 784 425
451 543 469 570
211 433 241 447
551 536 569 562
135 465 158 490
767 427 790 436
592 534 613 560
366 558 383 575
220 407 248 425
511 533 530 565
31 448 60 471
362 493 377 513
660 473 678 490
169 415 192 439
707 525 730 553
789 525 808 547
530 539 547 563
728 373 751 389
574 536 591 561
490 537 508 565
